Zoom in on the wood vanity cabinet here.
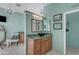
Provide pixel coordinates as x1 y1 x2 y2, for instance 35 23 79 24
27 35 52 55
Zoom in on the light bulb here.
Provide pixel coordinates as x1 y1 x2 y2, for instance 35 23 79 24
7 8 13 15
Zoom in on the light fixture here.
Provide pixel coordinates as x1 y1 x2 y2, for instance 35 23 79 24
7 3 14 15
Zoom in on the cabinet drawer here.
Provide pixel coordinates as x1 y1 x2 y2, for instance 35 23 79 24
34 50 41 55
34 45 41 50
34 48 41 52
34 44 41 48
34 39 41 43
34 42 40 46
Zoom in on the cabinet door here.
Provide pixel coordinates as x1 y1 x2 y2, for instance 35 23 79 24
41 39 45 54
41 38 48 54
28 39 34 55
41 36 52 54
45 38 50 53
48 36 52 51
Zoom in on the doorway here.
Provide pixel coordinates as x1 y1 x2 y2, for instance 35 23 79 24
64 9 79 55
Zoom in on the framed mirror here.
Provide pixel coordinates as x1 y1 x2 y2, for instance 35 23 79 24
43 20 51 32
31 14 43 32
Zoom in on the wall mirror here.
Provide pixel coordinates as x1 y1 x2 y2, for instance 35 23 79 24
43 20 51 32
31 14 43 32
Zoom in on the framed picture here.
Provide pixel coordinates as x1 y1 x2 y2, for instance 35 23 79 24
53 13 62 22
53 23 62 30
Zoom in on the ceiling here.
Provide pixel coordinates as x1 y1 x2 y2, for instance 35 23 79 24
0 3 49 16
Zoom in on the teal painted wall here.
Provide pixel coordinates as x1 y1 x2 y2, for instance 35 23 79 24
44 3 79 54
26 12 32 35
66 12 79 48
0 8 24 38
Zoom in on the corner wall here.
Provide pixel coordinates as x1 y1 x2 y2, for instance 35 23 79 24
44 3 79 54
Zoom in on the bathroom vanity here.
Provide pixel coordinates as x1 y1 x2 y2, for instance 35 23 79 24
27 34 52 55
25 11 52 55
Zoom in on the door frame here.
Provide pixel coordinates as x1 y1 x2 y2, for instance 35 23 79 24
64 9 79 55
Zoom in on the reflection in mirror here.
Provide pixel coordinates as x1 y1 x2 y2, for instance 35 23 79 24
43 20 51 32
31 14 43 32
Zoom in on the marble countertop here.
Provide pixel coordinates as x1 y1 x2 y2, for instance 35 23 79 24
27 34 51 39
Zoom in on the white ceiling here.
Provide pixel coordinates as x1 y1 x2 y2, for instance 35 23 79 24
0 3 49 16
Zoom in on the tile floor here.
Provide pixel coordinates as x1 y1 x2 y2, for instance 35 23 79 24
0 45 60 55
66 48 79 55
0 44 25 55
46 49 61 55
